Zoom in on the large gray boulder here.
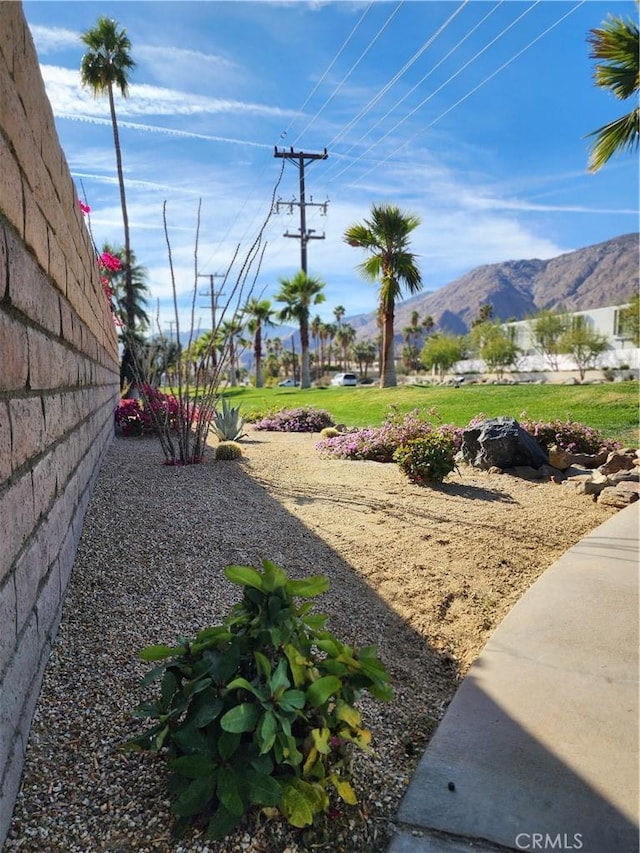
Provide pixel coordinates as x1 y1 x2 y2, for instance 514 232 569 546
461 416 549 471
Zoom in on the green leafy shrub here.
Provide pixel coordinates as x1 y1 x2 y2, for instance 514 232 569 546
214 441 243 460
124 561 393 841
211 398 247 442
393 433 457 484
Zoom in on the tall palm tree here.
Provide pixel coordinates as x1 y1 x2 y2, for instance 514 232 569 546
81 17 136 389
336 323 356 371
344 204 422 387
333 305 345 330
218 318 245 387
191 330 217 385
244 297 275 388
422 314 435 337
324 322 337 371
311 314 323 370
471 303 494 328
275 271 326 389
586 14 639 172
318 322 329 374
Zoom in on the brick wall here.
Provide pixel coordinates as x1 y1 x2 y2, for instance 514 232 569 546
0 5 120 843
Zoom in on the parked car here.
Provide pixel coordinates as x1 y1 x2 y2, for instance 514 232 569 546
330 372 358 386
277 378 297 387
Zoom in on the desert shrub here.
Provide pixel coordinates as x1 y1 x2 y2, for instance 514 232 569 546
319 427 341 440
115 389 201 438
125 561 392 841
317 407 445 462
518 415 618 454
244 406 279 425
211 399 247 442
214 441 243 460
142 383 198 430
316 426 394 462
393 433 457 484
254 407 334 433
114 399 153 436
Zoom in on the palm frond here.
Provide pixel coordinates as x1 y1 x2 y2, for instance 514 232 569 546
587 107 640 172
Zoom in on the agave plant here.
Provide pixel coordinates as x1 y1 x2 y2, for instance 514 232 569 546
211 397 247 442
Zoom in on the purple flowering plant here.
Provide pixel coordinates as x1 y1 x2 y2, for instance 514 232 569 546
317 407 461 463
254 406 334 433
518 413 618 454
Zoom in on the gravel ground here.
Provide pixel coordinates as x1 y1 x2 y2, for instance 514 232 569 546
5 430 615 852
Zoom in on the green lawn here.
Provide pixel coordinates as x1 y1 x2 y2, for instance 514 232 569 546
221 381 639 446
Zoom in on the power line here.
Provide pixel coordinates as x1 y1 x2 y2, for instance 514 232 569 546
196 2 374 275
346 0 586 190
328 0 542 187
278 1 375 144
323 0 504 181
327 0 470 151
292 1 405 146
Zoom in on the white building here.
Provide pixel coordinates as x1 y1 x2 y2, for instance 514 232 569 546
456 304 639 374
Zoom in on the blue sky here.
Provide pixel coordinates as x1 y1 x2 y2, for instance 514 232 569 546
23 0 639 338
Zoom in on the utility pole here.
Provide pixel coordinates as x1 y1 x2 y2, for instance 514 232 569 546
274 147 328 274
198 272 225 369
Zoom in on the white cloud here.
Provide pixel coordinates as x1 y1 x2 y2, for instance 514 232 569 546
40 64 297 120
29 23 80 53
136 44 238 74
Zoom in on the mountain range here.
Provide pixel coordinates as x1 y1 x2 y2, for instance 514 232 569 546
176 234 637 351
346 233 638 342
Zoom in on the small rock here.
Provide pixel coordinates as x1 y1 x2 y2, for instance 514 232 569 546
571 450 609 469
575 480 608 496
610 470 640 484
538 464 565 480
548 446 574 471
598 486 639 507
506 466 541 480
599 451 636 476
614 481 640 496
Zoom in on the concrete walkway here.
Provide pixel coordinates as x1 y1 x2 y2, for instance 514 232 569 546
388 503 639 853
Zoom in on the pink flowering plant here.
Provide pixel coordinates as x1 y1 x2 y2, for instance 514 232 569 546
78 198 123 325
114 385 200 446
518 414 618 454
114 399 153 437
317 407 460 463
254 407 334 433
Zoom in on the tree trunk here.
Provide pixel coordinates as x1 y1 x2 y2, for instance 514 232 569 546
229 340 237 386
255 325 263 388
300 318 311 388
108 83 135 394
380 303 397 387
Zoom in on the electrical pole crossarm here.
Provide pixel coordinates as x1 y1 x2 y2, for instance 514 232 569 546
274 146 328 161
273 147 328 274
